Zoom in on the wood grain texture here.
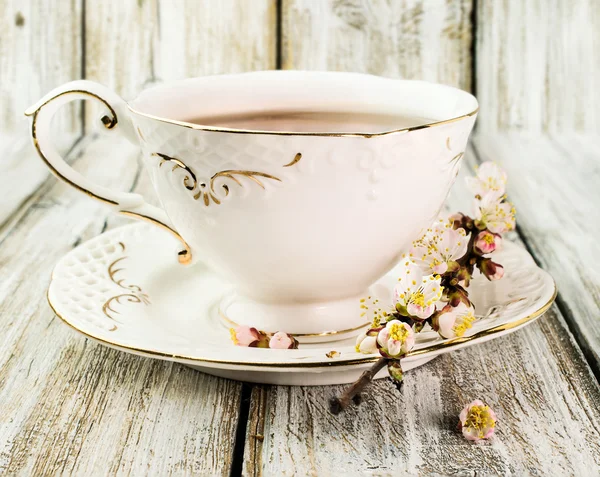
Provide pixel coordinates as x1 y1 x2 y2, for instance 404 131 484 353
473 133 600 375
84 0 160 127
0 135 241 476
476 0 600 133
281 0 473 89
244 308 600 476
156 0 277 80
0 0 82 133
242 146 600 476
84 0 276 128
0 133 80 236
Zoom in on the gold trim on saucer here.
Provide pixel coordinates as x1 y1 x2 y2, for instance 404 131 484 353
219 309 370 338
46 283 557 369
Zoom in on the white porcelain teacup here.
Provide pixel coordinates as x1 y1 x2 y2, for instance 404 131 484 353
27 71 477 341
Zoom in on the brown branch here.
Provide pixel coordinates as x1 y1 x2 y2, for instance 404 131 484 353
329 357 388 414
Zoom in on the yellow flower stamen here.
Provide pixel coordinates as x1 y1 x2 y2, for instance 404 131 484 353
464 405 496 439
229 328 239 345
453 312 476 337
388 323 409 342
409 291 425 308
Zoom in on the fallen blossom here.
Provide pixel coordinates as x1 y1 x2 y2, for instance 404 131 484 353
269 331 299 349
230 325 262 347
459 400 497 441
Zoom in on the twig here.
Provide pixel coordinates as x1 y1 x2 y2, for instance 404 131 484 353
329 357 388 414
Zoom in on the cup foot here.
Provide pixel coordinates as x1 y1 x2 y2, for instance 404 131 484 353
218 291 373 343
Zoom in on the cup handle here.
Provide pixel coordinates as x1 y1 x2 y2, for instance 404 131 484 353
25 80 192 264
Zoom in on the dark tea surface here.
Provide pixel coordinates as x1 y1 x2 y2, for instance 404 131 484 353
183 111 435 133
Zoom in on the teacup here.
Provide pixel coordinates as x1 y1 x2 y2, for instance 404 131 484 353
27 71 477 341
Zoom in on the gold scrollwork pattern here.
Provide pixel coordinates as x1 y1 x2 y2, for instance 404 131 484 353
102 242 150 329
153 153 198 191
450 152 464 164
283 152 302 167
151 152 304 206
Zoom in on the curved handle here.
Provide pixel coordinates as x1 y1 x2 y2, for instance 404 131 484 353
25 80 192 264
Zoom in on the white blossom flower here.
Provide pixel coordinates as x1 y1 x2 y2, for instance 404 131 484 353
376 320 415 358
410 219 470 275
466 162 507 201
459 400 497 441
474 193 516 234
394 261 443 319
433 302 476 339
355 329 379 354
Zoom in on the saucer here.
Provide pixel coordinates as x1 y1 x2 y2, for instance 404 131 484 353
47 223 556 385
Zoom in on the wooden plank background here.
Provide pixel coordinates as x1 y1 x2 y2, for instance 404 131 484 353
2 0 598 134
1 0 600 475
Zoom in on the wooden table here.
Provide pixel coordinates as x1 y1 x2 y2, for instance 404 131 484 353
1 130 599 476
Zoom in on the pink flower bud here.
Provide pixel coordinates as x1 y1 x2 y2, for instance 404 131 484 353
479 258 505 281
230 325 261 347
448 212 465 230
474 231 498 254
490 264 504 280
269 331 298 349
494 234 503 251
355 329 379 354
458 400 497 441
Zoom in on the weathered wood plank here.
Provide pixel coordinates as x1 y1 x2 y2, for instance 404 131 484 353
0 135 241 476
83 0 159 129
0 133 80 234
0 0 82 133
473 133 600 375
281 0 473 89
243 146 600 476
84 0 277 128
476 0 600 133
244 307 600 476
157 0 277 79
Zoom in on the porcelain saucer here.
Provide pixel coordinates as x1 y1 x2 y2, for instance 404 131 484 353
47 223 556 385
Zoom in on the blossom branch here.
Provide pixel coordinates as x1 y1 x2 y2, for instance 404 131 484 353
331 162 516 414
